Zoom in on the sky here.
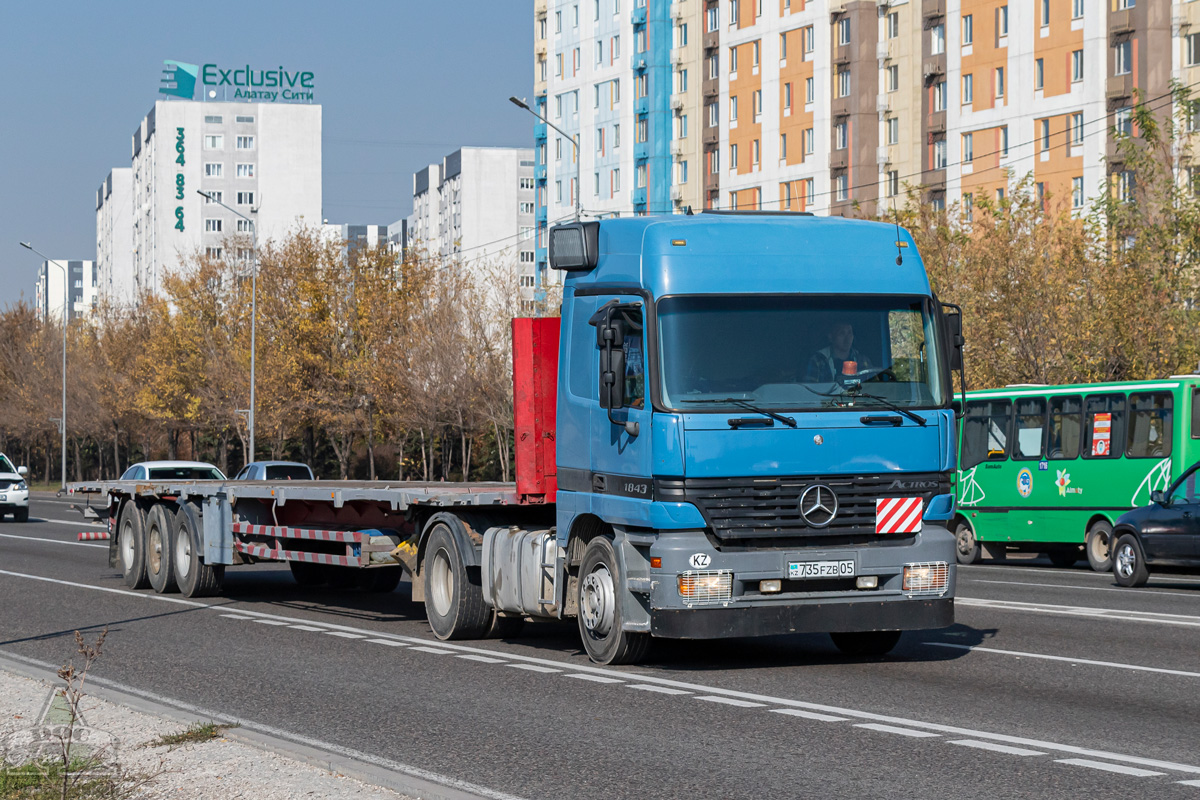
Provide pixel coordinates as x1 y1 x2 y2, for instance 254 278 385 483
0 0 533 310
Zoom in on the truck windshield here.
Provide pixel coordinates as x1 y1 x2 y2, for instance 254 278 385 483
658 295 945 411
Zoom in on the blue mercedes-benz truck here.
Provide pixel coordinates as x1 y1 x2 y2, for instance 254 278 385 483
73 212 962 666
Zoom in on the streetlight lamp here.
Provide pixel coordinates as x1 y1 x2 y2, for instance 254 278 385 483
197 190 258 463
18 242 67 490
509 96 581 222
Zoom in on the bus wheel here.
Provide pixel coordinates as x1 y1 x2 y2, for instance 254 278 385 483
1113 534 1150 587
1047 548 1080 569
1085 521 1114 572
955 523 981 565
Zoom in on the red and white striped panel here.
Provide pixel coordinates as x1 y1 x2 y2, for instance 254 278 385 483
232 521 364 544
875 497 924 534
234 541 361 567
77 531 111 541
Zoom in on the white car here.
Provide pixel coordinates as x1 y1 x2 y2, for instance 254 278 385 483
0 453 30 522
119 461 227 482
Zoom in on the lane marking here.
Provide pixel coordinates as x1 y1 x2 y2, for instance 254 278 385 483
253 619 290 627
289 625 328 632
323 631 365 639
221 613 255 620
1056 759 1164 777
0 532 106 549
41 518 107 528
1179 780 1200 787
972 578 1200 600
366 638 408 647
0 649 531 800
507 664 561 673
696 696 766 708
410 646 454 655
456 654 506 664
957 597 1200 629
962 563 1200 584
628 685 691 695
927 642 1200 679
856 723 940 738
769 709 850 722
949 740 1046 756
565 673 624 684
4 566 1200 776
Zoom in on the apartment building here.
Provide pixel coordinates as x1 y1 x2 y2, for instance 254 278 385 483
35 260 96 323
96 168 135 309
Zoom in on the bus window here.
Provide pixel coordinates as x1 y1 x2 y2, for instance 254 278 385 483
962 400 1011 469
1191 388 1200 439
1127 392 1173 459
1083 394 1126 459
1014 397 1046 460
1047 396 1082 460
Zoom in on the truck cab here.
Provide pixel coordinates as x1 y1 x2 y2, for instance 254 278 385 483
547 213 959 662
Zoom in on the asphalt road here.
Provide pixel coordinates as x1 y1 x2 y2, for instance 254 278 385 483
3 493 1200 799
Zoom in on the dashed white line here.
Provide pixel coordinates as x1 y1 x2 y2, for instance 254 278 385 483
927 642 1200 679
507 664 561 673
856 724 940 738
365 638 408 647
949 740 1046 757
565 673 624 684
696 695 766 708
769 709 850 723
288 625 328 632
39 519 107 528
220 613 255 620
627 684 691 695
323 631 365 639
973 578 1200 599
956 597 1200 629
1179 779 1200 787
0 532 106 548
1056 759 1164 777
456 654 506 664
409 646 454 655
253 619 290 626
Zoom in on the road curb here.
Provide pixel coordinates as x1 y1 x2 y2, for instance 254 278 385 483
0 650 511 800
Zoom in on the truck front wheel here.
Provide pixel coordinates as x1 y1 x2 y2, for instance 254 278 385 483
577 536 649 665
830 630 902 657
423 523 490 640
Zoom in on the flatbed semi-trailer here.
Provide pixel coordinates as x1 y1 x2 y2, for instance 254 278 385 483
72 213 965 664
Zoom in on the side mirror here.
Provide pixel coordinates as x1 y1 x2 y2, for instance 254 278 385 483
1151 490 1166 505
17 466 27 477
589 300 640 437
943 307 964 372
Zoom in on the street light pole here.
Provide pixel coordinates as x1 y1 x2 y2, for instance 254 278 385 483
18 242 67 490
196 191 257 463
509 96 581 222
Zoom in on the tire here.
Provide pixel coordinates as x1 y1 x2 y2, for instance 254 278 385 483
118 502 150 590
1047 548 1080 569
145 505 178 594
289 560 325 586
322 565 360 589
422 522 490 640
1085 520 1114 572
172 504 224 598
576 536 650 665
13 508 28 523
357 566 403 593
955 522 982 565
830 630 903 657
1113 534 1150 587
485 611 526 639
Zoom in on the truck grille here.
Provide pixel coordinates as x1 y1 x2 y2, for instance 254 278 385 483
655 473 949 544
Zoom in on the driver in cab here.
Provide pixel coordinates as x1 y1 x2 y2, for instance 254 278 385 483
805 322 871 383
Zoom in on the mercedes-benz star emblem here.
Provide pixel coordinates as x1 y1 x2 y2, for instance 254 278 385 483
813 434 824 445
799 484 838 528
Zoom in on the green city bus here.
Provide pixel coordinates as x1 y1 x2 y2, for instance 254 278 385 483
951 378 1200 570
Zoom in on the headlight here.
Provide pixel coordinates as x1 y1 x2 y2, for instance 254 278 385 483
14 481 26 492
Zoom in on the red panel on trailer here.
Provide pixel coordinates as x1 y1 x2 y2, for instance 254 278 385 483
513 317 560 503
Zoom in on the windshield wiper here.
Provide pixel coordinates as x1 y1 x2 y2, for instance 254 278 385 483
683 397 798 428
853 392 927 427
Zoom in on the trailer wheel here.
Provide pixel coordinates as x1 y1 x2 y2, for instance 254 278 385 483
577 536 650 665
1085 520 1114 572
173 504 223 598
118 502 150 590
955 522 981 565
289 561 325 586
322 565 359 589
145 505 178 594
357 567 402 593
423 523 489 640
830 630 902 657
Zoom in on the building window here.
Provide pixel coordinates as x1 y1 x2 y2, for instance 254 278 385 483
1072 112 1084 145
1115 41 1132 75
837 17 850 46
887 117 899 145
204 163 223 178
1072 177 1084 208
204 134 223 150
237 191 255 205
999 5 1009 36
835 122 848 149
1034 58 1045 90
708 101 718 127
963 15 973 45
708 53 719 79
752 138 760 166
931 23 945 55
780 133 787 159
963 193 973 222
963 132 973 162
753 89 762 119
933 81 946 112
636 164 646 188
1001 125 1009 156
679 160 688 184
887 65 899 93
803 25 814 56
203 191 223 204
520 177 535 190
996 66 1006 98
707 6 718 31
206 247 223 259
805 76 814 104
236 163 254 179
752 41 759 67
205 219 222 233
636 119 648 143
729 0 739 25
613 168 621 190
1041 0 1050 27
837 69 851 98
962 74 973 105
835 174 848 201
1118 170 1135 203
730 95 738 121
1072 50 1084 82
520 201 535 214
236 135 254 150
1040 118 1051 150
1115 106 1133 136
204 115 223 124
1118 0 1134 9
1189 33 1200 67
934 139 947 169
784 82 792 110
888 12 899 40
887 170 899 197
237 218 253 232
1073 0 1084 18
780 32 787 61
804 127 814 155
730 46 738 74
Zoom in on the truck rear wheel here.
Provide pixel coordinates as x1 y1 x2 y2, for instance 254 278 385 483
289 560 325 586
830 630 902 657
172 504 223 598
357 567 402 593
118 502 150 590
423 523 489 639
145 505 177 594
577 536 649 665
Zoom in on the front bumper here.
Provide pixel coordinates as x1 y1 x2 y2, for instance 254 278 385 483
0 490 30 510
653 597 953 639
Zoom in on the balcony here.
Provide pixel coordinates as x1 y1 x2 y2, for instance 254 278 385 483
535 40 547 57
631 53 648 71
1110 8 1134 36
877 145 892 164
534 125 548 143
704 30 719 50
703 78 719 99
633 186 648 206
833 44 851 66
922 169 946 191
927 110 946 134
671 48 686 66
829 149 850 170
1107 73 1133 101
923 0 945 20
671 185 684 201
535 164 547 182
671 93 686 110
831 95 851 118
634 96 650 115
703 127 719 144
876 95 891 113
876 42 891 61
705 170 720 191
631 6 647 25
635 141 650 160
922 54 946 79
671 139 687 156
536 205 548 224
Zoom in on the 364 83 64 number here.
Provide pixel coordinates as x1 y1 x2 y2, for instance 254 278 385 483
175 206 185 231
